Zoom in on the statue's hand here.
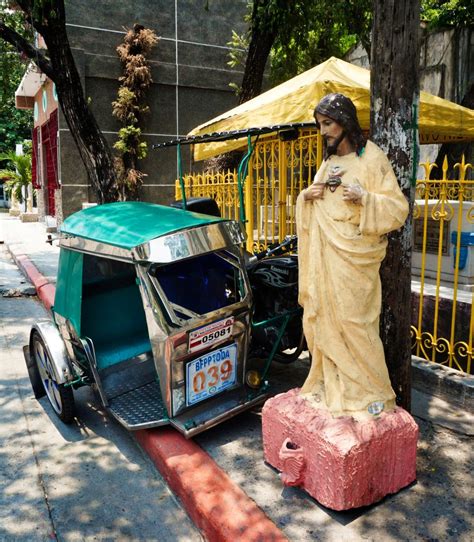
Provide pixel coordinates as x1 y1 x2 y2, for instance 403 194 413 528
304 182 325 201
342 183 366 204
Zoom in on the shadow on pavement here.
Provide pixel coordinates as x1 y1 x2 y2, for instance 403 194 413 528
196 363 473 542
0 297 200 542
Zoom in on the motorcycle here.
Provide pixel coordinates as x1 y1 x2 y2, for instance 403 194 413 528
246 235 305 365
170 196 305 364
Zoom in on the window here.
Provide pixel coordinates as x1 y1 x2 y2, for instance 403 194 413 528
149 252 245 321
82 254 136 292
42 89 48 112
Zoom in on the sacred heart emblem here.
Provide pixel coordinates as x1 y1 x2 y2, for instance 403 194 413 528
326 165 345 192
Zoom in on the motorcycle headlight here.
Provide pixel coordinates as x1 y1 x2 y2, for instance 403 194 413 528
245 370 262 389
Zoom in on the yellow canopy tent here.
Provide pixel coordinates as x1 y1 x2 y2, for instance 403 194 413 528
188 56 474 161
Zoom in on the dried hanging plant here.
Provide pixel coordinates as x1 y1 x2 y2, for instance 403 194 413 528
112 24 158 200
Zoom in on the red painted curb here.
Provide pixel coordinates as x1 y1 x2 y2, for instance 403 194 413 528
136 428 288 542
13 253 55 310
37 283 56 311
10 249 288 542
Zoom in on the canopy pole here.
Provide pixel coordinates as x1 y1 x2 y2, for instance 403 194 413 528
237 134 257 225
177 143 187 209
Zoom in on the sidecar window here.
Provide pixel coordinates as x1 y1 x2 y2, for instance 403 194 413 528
149 252 244 319
82 255 135 291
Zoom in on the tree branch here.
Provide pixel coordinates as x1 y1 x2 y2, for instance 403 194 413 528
55 0 66 23
13 0 34 11
0 20 54 79
14 0 40 28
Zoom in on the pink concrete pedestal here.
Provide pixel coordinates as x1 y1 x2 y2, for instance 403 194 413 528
262 389 418 511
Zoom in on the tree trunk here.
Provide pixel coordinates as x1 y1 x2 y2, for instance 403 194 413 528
238 9 277 105
42 22 118 203
370 0 420 412
2 0 118 204
204 0 277 172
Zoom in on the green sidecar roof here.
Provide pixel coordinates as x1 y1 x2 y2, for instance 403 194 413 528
60 202 225 249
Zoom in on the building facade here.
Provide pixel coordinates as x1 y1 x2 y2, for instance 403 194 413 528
15 0 247 224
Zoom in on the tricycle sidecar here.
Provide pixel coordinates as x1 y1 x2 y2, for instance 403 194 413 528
25 201 267 437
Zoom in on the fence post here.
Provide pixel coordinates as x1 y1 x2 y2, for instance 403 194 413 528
279 140 288 242
245 158 254 252
316 129 323 169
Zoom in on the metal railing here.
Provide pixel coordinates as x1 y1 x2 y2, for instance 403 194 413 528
176 131 473 373
411 156 473 373
176 169 241 222
244 129 322 252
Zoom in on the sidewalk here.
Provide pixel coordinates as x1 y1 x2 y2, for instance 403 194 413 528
1 211 60 283
0 247 202 541
1 209 473 541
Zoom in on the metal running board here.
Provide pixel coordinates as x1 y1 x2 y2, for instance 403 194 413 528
100 352 156 399
98 353 169 430
107 381 169 430
170 387 268 438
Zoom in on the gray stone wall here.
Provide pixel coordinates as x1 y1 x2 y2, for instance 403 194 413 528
345 28 473 166
36 190 46 218
418 27 472 165
346 28 472 104
344 43 370 69
59 0 247 217
419 27 473 106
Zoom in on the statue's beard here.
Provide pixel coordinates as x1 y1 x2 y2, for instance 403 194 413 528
324 130 347 157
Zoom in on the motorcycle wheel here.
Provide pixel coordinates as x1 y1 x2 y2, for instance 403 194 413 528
32 331 76 423
273 327 306 364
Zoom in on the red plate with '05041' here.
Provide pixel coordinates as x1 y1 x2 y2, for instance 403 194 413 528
186 344 237 406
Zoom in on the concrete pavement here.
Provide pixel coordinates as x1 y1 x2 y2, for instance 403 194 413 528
1 209 474 541
1 213 60 283
0 243 202 541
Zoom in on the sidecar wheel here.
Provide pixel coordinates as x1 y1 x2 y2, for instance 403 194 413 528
32 331 75 424
24 345 46 399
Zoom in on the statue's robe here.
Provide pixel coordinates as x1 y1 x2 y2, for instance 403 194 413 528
296 141 409 418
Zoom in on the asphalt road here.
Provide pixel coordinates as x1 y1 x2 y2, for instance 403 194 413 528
0 245 201 542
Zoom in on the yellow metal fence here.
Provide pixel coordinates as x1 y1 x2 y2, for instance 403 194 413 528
176 132 473 373
412 156 473 373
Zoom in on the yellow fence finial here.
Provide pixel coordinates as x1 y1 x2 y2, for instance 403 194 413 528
420 160 436 180
442 155 449 179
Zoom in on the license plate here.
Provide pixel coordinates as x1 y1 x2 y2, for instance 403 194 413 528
186 344 237 406
188 317 234 353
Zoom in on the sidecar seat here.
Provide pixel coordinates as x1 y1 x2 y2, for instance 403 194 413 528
82 285 151 370
81 257 151 370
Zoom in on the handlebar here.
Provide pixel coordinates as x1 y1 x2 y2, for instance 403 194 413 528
246 235 298 266
263 235 298 258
